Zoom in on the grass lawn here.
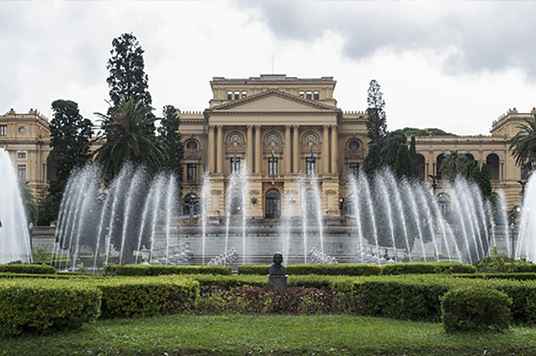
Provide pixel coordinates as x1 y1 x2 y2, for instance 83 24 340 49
2 314 536 355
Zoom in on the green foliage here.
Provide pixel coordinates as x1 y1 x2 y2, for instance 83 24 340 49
362 143 381 177
0 279 101 336
158 105 184 186
474 247 514 273
40 99 93 225
94 275 199 318
366 79 387 146
454 273 536 281
381 262 477 275
0 264 56 274
191 274 269 288
509 114 536 170
440 149 470 181
238 264 381 276
396 127 455 136
409 136 418 177
103 264 232 276
106 32 152 108
441 287 512 333
394 143 414 178
95 98 166 180
379 131 407 169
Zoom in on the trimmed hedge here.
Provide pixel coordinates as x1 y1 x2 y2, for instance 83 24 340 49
103 264 232 276
381 262 476 275
93 276 199 318
0 279 101 336
441 287 512 333
238 264 381 276
0 264 56 275
454 273 536 281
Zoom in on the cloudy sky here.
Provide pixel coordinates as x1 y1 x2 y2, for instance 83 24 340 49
2 1 536 135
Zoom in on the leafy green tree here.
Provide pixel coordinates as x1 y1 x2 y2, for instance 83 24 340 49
159 105 184 185
471 162 492 199
396 127 454 137
440 149 469 181
394 143 413 178
363 143 381 177
366 79 387 146
39 100 93 225
95 98 166 180
379 131 407 168
409 136 418 177
509 114 536 170
107 33 152 109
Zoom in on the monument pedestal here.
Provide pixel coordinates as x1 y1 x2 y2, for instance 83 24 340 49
268 275 288 290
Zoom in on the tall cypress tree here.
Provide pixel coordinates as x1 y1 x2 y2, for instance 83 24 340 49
394 144 413 178
106 33 152 109
159 105 184 186
366 79 387 146
409 136 417 177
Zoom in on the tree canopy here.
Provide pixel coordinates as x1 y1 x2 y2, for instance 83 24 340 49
159 105 184 186
106 33 152 109
396 127 454 137
509 114 536 171
440 149 469 181
39 99 93 225
366 79 387 146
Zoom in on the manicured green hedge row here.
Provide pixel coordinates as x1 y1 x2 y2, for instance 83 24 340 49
350 275 536 324
238 264 382 276
103 264 232 276
511 262 536 273
0 264 56 275
0 279 101 336
381 262 476 275
455 273 536 281
93 276 199 318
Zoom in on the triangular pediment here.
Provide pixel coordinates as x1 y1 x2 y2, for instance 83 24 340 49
211 90 337 113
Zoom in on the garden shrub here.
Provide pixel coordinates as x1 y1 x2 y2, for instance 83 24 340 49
454 273 536 281
441 287 512 333
238 263 381 276
197 285 351 315
511 261 536 273
0 264 56 275
381 262 476 275
190 274 269 288
94 275 199 318
0 279 101 336
104 264 232 276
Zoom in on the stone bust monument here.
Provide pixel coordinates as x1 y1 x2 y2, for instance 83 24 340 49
268 252 287 276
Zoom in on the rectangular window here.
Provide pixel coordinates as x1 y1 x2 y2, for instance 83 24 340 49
268 157 278 175
227 91 233 100
349 163 360 178
241 91 247 99
186 163 197 181
299 91 304 99
313 91 319 100
18 152 26 159
234 91 240 100
230 157 241 174
306 157 316 175
0 125 6 136
306 91 312 100
17 164 26 181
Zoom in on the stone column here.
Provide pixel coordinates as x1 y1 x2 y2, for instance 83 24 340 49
247 125 253 171
255 125 262 174
284 125 291 174
207 125 215 172
331 124 338 174
292 125 299 173
216 125 223 173
323 125 330 174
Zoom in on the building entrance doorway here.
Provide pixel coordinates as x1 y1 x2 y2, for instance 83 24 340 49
265 190 281 219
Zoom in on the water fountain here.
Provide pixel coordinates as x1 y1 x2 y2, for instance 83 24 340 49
0 149 32 264
516 172 536 261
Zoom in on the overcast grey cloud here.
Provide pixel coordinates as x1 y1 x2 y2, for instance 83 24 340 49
1 1 536 136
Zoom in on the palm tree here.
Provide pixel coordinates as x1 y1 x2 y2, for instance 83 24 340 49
509 114 536 171
94 98 167 180
440 149 469 181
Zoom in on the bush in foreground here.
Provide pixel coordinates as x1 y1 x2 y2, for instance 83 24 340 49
441 287 512 333
0 279 101 336
104 264 232 276
238 264 381 276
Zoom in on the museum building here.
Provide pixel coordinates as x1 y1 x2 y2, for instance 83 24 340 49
0 74 530 220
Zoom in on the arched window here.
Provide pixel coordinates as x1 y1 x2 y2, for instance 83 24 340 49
229 134 242 145
465 153 475 161
304 134 317 145
436 154 445 177
183 193 200 217
267 133 279 145
486 153 500 181
416 154 425 179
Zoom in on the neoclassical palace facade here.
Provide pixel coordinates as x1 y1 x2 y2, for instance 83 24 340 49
0 74 530 219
